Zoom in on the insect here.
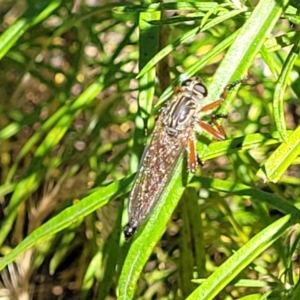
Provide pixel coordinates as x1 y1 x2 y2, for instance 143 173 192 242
124 77 238 240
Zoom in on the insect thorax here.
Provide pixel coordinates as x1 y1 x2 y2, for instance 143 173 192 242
161 78 208 136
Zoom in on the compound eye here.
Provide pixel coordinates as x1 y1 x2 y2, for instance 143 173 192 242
181 79 192 87
194 83 207 97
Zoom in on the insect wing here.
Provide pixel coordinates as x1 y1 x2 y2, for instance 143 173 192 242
127 118 187 231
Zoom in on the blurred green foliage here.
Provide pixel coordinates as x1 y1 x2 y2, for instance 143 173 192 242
0 0 300 299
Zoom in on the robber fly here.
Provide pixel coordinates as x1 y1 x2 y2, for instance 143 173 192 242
124 77 237 240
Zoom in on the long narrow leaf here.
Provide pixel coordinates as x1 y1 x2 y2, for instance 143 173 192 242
0 176 132 271
186 215 293 300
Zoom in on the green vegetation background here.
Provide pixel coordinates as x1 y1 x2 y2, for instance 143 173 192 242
0 0 300 299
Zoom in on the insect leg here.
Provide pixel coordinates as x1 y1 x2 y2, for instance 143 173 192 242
199 77 248 139
198 120 225 140
200 77 249 113
221 77 249 100
188 137 197 173
200 99 223 112
225 76 249 92
210 115 227 138
197 155 204 167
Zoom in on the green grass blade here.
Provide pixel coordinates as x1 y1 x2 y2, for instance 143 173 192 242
186 215 293 300
6 77 104 182
273 33 300 142
118 0 291 297
207 0 290 109
118 155 186 299
256 126 300 182
203 132 287 160
0 176 132 271
0 78 106 246
0 0 61 60
138 5 246 81
193 176 300 216
137 25 202 79
130 4 160 171
113 2 217 13
157 29 240 106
